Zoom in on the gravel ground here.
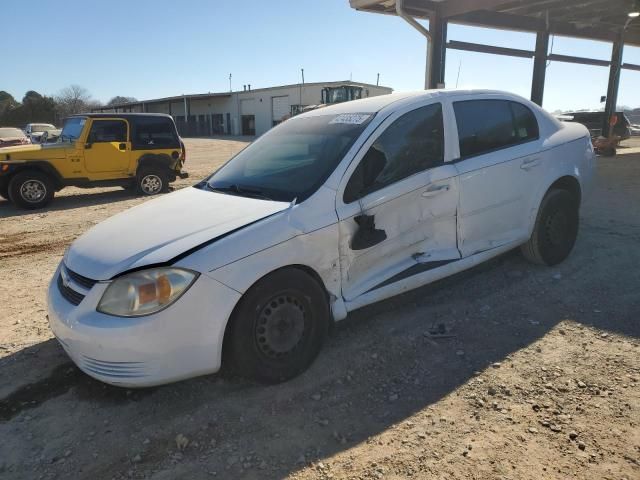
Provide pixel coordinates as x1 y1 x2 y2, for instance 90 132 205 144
0 138 638 480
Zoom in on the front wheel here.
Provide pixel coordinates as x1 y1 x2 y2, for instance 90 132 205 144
226 269 330 384
8 170 55 209
136 167 168 196
521 189 579 266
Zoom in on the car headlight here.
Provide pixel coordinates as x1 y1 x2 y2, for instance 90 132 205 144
97 268 199 317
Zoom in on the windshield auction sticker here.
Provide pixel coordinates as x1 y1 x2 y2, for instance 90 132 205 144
329 113 372 125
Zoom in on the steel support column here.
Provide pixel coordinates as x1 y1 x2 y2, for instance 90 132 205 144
429 11 447 88
530 31 549 106
602 35 624 136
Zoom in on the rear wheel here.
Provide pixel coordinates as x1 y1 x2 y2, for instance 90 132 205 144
226 269 330 384
8 170 55 210
521 189 579 266
136 167 168 196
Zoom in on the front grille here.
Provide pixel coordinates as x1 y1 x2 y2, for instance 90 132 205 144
57 274 85 306
64 266 97 290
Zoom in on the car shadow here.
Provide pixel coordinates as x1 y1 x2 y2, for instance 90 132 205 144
0 188 140 219
1 238 638 479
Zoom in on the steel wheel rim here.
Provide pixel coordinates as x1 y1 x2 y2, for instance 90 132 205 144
141 174 162 194
20 180 46 203
255 294 307 359
544 209 569 246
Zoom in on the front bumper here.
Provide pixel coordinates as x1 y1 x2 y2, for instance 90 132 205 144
47 264 241 387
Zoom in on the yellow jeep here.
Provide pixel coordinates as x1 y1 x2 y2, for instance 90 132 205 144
0 113 188 209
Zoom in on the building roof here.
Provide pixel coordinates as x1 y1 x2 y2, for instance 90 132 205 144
99 80 393 110
350 0 640 47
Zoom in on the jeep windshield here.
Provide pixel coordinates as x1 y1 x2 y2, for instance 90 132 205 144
204 113 374 203
59 117 87 142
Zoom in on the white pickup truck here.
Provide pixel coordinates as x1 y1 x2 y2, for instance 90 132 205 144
49 89 595 387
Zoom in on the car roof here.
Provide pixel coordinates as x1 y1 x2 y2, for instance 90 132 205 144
299 89 536 118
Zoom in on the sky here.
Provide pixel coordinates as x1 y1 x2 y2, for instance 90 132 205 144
4 0 640 112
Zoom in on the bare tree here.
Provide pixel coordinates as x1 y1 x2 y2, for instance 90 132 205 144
107 96 137 106
55 85 97 117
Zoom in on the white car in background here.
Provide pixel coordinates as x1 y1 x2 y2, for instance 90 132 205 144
24 123 56 143
48 90 595 387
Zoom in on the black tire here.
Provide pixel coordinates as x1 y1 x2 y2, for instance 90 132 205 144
521 189 579 266
136 167 168 196
0 181 9 201
8 170 55 210
226 269 330 384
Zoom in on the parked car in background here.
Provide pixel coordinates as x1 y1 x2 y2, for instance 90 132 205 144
40 128 62 144
560 111 631 140
47 90 595 388
0 127 30 147
630 124 640 136
0 113 187 208
24 123 57 143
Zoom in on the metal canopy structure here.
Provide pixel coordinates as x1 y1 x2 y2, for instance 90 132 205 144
350 0 640 133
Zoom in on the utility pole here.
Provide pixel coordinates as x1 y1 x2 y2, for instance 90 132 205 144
376 73 380 86
300 68 305 107
229 73 232 92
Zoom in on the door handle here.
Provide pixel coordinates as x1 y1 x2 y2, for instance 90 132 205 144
520 157 541 170
422 184 450 197
118 143 127 151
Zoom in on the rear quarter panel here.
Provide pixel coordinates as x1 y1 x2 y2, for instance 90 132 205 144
527 123 595 233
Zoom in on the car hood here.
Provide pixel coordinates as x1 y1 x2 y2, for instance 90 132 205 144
0 142 67 157
65 187 290 280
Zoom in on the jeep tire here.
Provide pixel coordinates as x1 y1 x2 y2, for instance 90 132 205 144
8 170 55 210
136 167 168 196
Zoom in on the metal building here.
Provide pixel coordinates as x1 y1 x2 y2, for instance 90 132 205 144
94 80 392 137
351 0 640 134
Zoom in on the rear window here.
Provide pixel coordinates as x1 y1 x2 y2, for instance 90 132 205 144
132 117 179 149
454 100 539 158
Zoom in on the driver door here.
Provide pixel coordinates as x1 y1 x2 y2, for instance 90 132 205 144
83 119 131 177
336 102 460 302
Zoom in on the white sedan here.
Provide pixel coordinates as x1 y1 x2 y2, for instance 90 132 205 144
48 90 595 387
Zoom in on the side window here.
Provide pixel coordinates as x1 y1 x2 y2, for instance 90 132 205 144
510 102 539 142
454 100 515 158
133 118 178 148
88 120 127 143
454 100 539 159
344 103 444 203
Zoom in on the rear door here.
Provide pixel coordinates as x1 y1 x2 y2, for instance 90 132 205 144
453 98 542 256
336 102 460 301
83 118 131 176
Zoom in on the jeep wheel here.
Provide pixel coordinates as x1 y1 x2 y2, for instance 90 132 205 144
136 168 168 196
521 189 579 266
8 170 55 210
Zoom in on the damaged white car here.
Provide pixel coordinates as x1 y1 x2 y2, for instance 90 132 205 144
48 90 595 387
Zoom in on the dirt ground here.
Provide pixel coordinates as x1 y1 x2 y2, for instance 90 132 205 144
0 138 638 480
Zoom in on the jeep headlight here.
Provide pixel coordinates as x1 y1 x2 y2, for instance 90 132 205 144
97 268 198 317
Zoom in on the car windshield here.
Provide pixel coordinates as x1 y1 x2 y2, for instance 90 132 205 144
204 113 375 202
31 124 55 133
0 128 25 138
59 117 87 141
